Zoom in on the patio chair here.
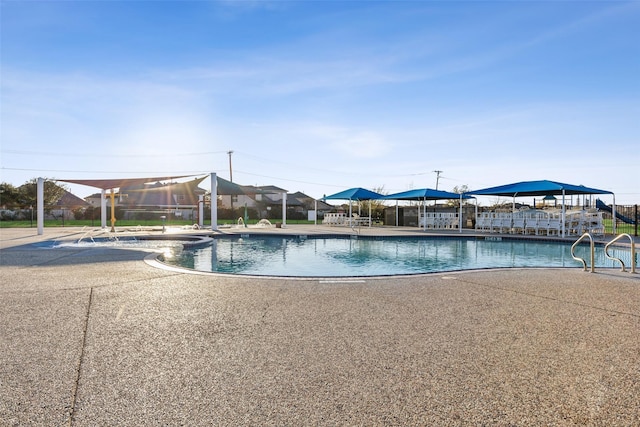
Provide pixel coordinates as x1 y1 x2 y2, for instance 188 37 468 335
586 211 604 235
512 213 526 234
546 213 562 236
476 213 492 232
492 213 512 233
565 212 584 236
525 213 544 235
447 213 459 229
421 213 436 229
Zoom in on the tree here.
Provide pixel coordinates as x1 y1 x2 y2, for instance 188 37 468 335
446 185 471 207
368 186 387 220
452 185 469 194
0 182 21 208
18 178 68 211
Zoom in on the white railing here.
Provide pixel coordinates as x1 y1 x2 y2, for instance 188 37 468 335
604 233 636 273
571 232 595 273
571 232 637 274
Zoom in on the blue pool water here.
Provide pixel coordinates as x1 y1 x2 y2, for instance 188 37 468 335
161 235 634 277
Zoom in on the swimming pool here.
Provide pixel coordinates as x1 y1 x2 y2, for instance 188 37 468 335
160 235 633 277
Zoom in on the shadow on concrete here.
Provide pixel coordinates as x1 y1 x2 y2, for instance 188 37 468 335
0 242 153 267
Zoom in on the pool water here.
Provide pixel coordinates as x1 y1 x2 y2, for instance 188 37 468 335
162 235 634 277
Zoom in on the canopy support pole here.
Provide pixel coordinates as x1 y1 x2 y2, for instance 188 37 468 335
395 201 398 227
474 198 478 231
612 194 616 235
101 189 107 228
210 173 218 231
282 192 287 228
561 190 566 238
37 177 44 235
110 189 116 232
314 199 317 225
459 194 463 233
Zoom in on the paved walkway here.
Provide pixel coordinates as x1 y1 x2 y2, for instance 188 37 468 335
1 226 638 426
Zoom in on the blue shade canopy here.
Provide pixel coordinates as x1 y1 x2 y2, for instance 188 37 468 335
468 180 613 198
383 188 473 201
323 187 384 201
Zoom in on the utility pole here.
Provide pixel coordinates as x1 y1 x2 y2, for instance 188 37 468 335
227 150 234 182
433 170 443 190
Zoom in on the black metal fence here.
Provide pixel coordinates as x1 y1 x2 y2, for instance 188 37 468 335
602 204 638 236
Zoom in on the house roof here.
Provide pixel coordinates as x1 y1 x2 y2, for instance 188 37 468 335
216 176 250 195
285 194 304 207
53 190 91 208
256 185 288 193
288 192 334 210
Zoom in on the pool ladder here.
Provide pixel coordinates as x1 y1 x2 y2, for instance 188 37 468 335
571 232 636 273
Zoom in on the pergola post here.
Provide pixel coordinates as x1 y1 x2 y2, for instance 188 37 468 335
282 192 287 228
459 194 463 233
37 177 44 235
561 190 566 238
110 188 116 232
101 189 107 228
210 173 218 231
396 200 400 227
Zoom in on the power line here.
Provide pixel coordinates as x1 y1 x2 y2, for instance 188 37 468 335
233 169 349 189
0 149 229 158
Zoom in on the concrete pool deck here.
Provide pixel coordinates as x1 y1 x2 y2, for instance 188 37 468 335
1 226 638 426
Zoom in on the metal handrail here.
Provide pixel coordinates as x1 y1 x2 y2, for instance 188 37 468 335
571 232 595 272
604 234 636 273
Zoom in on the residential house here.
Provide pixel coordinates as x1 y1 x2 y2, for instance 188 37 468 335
50 190 91 221
288 191 334 220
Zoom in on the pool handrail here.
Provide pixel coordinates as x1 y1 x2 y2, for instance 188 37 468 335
571 232 595 273
604 233 636 273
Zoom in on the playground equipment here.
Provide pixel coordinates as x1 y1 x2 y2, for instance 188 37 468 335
596 199 636 225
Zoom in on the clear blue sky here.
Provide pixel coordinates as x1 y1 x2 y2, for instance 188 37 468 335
2 1 638 204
